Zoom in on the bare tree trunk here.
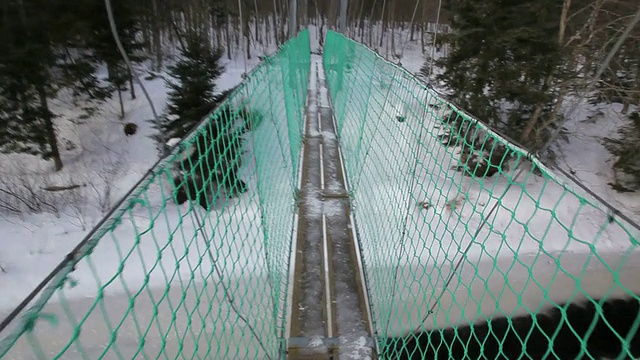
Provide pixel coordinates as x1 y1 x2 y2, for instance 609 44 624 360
355 0 362 38
328 0 337 30
129 71 136 99
184 1 193 32
37 84 63 171
379 0 387 48
339 0 348 34
253 0 261 50
421 0 427 54
536 55 577 140
390 0 396 54
205 1 214 46
13 0 64 172
319 12 326 46
272 0 280 45
117 86 125 119
280 0 287 42
347 0 357 38
152 0 162 71
289 0 297 37
368 0 377 47
225 13 232 59
170 19 187 52
241 0 251 59
579 0 604 77
141 14 152 56
237 0 244 58
214 14 222 48
167 12 175 46
265 14 271 48
300 0 308 30
358 0 366 42
262 15 267 48
234 16 240 48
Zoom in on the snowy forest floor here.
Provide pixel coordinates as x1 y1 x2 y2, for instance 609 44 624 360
0 49 270 312
1 25 639 325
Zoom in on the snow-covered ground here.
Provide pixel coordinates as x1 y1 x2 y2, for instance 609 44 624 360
395 39 640 220
1 23 639 357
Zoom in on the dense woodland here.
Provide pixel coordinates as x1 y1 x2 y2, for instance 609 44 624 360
428 0 640 192
0 0 639 194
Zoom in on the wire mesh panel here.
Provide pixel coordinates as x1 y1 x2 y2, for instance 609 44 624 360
323 30 640 359
0 30 310 360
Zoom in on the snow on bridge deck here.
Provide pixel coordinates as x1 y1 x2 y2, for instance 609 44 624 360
286 55 375 360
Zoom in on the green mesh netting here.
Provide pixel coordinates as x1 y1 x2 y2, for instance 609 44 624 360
323 30 640 359
0 30 310 360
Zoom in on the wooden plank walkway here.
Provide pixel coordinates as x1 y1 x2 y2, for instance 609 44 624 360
286 56 376 360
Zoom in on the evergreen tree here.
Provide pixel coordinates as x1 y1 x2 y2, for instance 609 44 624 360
51 0 112 104
584 0 640 191
0 69 50 157
0 0 112 170
153 30 226 147
0 0 63 169
153 30 255 206
432 0 566 151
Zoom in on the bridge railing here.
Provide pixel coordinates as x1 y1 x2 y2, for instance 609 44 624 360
0 30 310 360
323 30 640 359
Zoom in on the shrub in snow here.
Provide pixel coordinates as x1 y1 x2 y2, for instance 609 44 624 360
603 111 640 192
0 173 59 215
437 108 511 178
167 105 264 211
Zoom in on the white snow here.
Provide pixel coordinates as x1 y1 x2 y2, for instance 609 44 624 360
308 336 324 348
338 336 372 360
165 137 181 148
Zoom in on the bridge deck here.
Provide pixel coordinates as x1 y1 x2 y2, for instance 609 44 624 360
286 55 376 360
